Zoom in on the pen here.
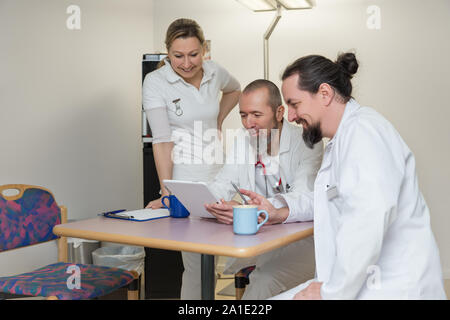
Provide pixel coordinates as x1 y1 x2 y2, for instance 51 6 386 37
98 209 126 216
231 181 248 205
276 178 285 194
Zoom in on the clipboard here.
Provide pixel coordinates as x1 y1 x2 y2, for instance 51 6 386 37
163 179 220 218
102 208 170 222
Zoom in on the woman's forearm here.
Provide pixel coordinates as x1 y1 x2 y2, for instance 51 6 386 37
152 142 174 195
217 90 241 130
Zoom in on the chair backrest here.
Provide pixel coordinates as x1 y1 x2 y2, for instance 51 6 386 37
0 184 62 253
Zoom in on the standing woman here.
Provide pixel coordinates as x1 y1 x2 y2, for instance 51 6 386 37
142 18 241 299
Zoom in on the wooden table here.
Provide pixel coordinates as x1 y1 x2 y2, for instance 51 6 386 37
53 216 313 299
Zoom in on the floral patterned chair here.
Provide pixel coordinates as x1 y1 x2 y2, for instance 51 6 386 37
0 184 139 300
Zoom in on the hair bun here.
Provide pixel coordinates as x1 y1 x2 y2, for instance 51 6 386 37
336 52 359 78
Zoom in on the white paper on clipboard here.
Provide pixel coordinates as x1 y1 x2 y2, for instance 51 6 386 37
163 179 220 218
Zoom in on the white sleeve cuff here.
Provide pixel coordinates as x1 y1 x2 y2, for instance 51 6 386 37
269 192 313 223
145 107 173 144
268 194 287 209
269 194 297 224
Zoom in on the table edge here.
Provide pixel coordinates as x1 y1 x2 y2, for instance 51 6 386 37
53 224 313 258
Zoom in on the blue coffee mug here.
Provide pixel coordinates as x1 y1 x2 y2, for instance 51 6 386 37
233 205 269 235
161 195 190 218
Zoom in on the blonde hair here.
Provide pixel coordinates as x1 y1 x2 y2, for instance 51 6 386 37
165 18 205 51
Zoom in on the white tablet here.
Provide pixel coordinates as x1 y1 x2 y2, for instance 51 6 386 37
163 179 220 218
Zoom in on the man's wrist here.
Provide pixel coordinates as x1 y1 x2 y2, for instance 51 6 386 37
275 207 290 224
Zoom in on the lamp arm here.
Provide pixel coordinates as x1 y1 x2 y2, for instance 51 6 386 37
263 3 282 79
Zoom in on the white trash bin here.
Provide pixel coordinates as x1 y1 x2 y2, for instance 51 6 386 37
67 237 100 264
92 245 146 299
92 245 145 275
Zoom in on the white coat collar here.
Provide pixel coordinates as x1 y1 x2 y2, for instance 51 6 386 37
279 119 294 155
327 98 361 146
163 58 215 85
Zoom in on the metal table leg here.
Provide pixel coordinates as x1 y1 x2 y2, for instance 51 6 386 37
201 254 215 300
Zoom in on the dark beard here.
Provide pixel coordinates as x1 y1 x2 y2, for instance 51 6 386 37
302 122 323 149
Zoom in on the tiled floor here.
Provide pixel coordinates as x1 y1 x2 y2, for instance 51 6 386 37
215 272 236 300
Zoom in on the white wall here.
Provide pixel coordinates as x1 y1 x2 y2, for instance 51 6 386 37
153 0 450 278
0 0 154 274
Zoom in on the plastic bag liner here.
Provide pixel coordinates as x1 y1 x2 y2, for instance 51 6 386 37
92 245 145 275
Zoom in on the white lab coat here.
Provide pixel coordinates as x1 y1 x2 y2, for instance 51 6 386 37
209 120 323 299
273 99 446 300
